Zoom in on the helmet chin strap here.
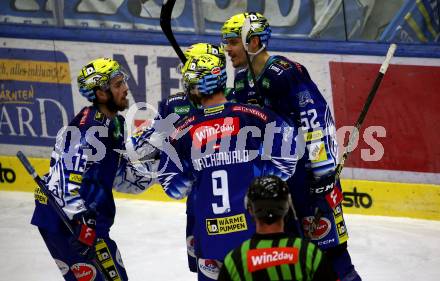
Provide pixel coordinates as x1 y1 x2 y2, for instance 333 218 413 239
247 43 266 60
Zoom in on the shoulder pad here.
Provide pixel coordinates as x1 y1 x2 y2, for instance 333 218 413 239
75 106 112 129
274 56 307 76
273 58 293 70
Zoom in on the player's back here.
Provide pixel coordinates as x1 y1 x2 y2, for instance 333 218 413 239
161 102 297 260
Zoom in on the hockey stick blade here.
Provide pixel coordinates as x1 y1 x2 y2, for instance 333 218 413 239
160 0 187 63
16 151 112 280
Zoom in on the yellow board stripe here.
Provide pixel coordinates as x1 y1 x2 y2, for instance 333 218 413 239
1 155 438 220
340 179 440 221
0 59 70 84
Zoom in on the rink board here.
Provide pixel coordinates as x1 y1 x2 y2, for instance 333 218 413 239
1 155 439 221
1 38 440 186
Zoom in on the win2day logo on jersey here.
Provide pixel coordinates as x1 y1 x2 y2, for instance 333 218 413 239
190 117 240 148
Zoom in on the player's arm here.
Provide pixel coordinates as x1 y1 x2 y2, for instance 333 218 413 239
156 132 193 200
45 125 91 220
291 65 343 209
270 61 340 206
260 110 298 181
45 124 107 256
114 96 182 194
113 124 162 194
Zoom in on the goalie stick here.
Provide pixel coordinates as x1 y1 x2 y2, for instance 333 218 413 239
308 43 397 237
160 0 187 64
16 151 112 281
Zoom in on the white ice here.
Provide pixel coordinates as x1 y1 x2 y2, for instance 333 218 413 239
1 191 440 280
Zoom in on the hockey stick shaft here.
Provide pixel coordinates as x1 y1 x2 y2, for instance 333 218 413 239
16 151 112 281
160 0 187 63
17 151 75 234
334 43 396 179
309 44 396 237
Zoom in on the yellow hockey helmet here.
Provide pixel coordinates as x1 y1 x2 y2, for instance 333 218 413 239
221 12 271 44
182 54 227 96
77 57 129 101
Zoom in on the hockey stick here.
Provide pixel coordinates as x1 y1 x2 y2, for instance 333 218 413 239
160 0 187 64
334 43 397 179
16 151 112 281
308 44 397 237
241 17 262 99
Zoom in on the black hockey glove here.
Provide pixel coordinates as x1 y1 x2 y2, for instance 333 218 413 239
70 209 97 259
310 174 343 213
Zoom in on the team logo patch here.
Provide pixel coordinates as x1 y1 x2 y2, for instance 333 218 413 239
231 105 267 121
80 108 90 126
303 216 331 240
94 111 105 123
248 76 255 88
304 130 323 142
325 188 343 209
190 117 239 148
262 77 270 89
186 235 196 258
298 90 314 107
206 213 248 235
198 258 221 280
269 64 282 74
174 105 190 115
308 142 328 163
34 186 48 204
69 173 82 184
247 247 299 272
71 263 97 281
172 116 195 139
204 104 224 115
211 67 221 75
276 60 292 70
54 259 69 276
116 248 125 268
235 80 245 91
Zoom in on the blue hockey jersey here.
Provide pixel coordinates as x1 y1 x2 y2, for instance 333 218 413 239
234 55 338 179
157 102 298 260
31 106 125 236
233 55 349 249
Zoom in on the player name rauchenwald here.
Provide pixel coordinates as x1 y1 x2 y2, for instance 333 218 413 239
193 150 250 171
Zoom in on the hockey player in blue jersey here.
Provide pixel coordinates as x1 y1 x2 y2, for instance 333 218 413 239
31 58 131 281
121 42 235 274
157 53 299 281
221 12 361 281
